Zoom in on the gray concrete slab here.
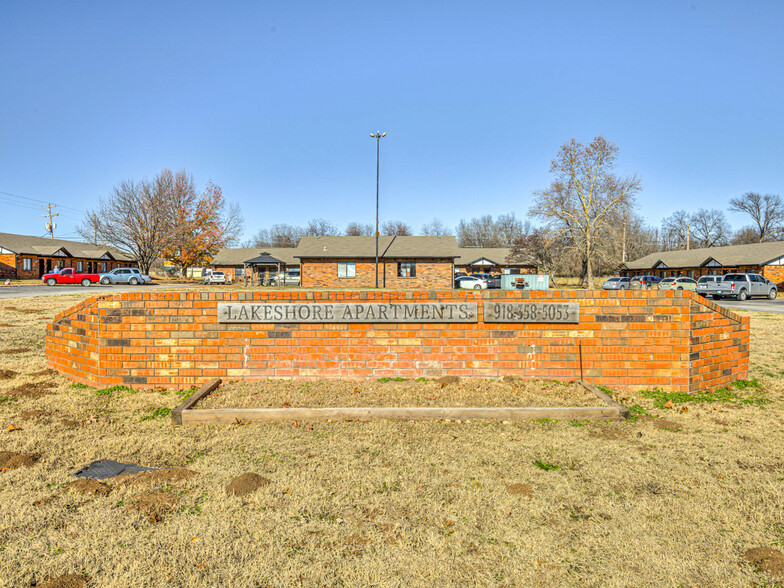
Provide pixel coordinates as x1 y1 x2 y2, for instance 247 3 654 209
709 297 784 314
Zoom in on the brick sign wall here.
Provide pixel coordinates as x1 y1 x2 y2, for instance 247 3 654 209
46 289 749 393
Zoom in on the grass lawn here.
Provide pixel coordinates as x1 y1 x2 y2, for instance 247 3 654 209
1 295 784 587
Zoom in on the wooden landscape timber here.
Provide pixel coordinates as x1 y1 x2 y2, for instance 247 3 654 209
172 379 629 425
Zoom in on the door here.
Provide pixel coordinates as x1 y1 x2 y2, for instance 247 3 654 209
38 259 44 277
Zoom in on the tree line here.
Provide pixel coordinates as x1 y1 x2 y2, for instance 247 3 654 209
80 143 782 284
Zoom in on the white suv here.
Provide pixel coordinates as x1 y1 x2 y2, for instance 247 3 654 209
204 271 226 285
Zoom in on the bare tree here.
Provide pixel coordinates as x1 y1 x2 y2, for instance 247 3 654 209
689 208 732 248
246 228 272 248
269 224 304 247
421 218 452 236
304 218 339 237
508 226 567 286
529 136 640 288
733 226 762 245
76 212 103 245
495 213 524 246
661 210 690 250
381 220 412 236
345 222 374 236
81 177 172 274
729 192 784 242
456 215 500 247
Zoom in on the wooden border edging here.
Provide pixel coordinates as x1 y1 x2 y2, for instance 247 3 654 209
171 378 222 425
180 405 623 425
578 379 631 419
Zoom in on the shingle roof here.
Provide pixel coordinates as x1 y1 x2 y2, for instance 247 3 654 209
244 252 285 265
0 232 134 261
294 236 461 259
454 247 535 266
211 247 300 266
623 241 784 270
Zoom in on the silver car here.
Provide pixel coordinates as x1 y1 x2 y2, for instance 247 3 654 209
602 277 631 290
99 267 152 285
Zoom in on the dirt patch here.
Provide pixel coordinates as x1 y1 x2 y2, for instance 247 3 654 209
743 547 784 577
117 466 198 487
32 494 58 507
35 574 88 588
0 323 17 328
226 473 271 497
8 381 56 398
29 368 58 377
68 478 111 497
0 369 18 380
436 376 461 385
0 451 40 470
61 419 81 428
19 409 48 420
1 348 31 354
4 306 42 314
506 483 533 496
128 492 178 522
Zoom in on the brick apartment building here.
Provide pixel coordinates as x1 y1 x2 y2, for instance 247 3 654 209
296 236 459 289
454 247 536 275
621 241 784 289
210 247 300 281
0 232 136 279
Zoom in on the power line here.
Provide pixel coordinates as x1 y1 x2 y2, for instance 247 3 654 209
0 189 87 214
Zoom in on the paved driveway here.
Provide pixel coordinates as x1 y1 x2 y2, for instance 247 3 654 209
0 283 166 300
710 297 784 314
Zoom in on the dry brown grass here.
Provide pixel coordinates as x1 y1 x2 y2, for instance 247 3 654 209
1 294 784 586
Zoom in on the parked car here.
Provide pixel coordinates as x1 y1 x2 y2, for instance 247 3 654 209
454 271 468 279
204 271 227 285
455 275 488 289
695 275 722 297
702 273 777 301
99 267 152 285
41 268 100 287
471 273 500 289
630 275 662 289
602 277 631 290
272 269 301 286
657 276 697 291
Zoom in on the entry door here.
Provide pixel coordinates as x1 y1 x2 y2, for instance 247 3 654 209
38 259 44 277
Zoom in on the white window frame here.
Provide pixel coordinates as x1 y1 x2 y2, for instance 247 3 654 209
23 258 32 271
337 262 356 277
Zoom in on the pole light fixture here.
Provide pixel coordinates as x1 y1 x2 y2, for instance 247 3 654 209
370 131 386 288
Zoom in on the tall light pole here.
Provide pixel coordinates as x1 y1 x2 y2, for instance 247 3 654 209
370 131 386 288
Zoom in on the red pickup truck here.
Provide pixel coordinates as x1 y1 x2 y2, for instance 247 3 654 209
41 268 101 286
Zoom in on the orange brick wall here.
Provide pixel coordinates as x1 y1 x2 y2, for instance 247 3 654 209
0 254 14 278
301 258 453 289
46 290 749 394
763 265 784 290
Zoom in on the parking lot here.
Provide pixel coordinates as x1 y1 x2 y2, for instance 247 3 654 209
713 297 784 314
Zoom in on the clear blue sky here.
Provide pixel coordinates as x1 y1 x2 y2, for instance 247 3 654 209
1 1 782 242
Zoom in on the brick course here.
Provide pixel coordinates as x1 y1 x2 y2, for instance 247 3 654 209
46 290 749 393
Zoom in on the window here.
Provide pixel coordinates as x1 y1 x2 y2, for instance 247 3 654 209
23 258 32 271
236 267 245 277
398 262 416 277
337 262 356 277
77 261 83 272
101 262 107 273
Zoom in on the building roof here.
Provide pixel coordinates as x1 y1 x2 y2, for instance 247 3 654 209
211 247 300 266
244 252 285 266
0 232 134 261
294 236 461 259
623 241 784 270
454 247 535 267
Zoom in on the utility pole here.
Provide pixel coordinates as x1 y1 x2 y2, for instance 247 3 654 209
370 131 387 288
686 222 690 250
42 204 59 239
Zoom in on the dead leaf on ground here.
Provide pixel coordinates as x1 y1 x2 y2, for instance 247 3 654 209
663 400 675 409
